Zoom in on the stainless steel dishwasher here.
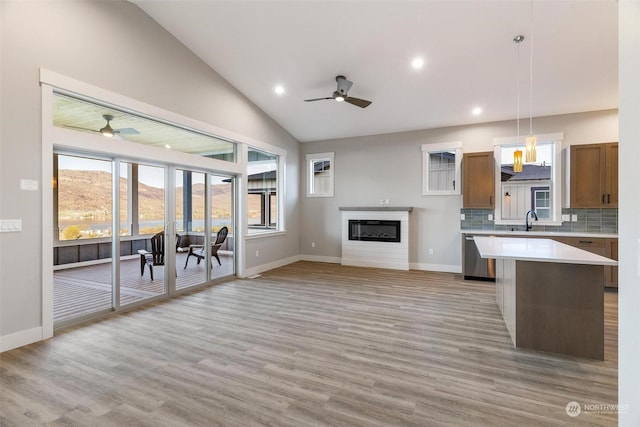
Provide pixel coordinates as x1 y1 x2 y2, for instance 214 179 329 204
462 234 496 280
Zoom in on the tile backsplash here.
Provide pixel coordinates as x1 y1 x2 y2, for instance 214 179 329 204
460 208 618 234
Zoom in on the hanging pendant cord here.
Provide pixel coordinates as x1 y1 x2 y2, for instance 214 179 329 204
516 40 521 141
529 0 534 136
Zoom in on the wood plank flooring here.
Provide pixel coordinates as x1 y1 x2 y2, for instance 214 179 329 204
53 252 234 322
1 261 617 426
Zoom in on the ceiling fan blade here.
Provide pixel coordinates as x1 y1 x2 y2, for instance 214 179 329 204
116 127 140 135
336 76 353 93
63 125 99 132
304 97 333 102
345 97 372 108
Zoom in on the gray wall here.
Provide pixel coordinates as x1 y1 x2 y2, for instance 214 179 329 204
299 110 618 270
619 2 640 425
0 0 299 337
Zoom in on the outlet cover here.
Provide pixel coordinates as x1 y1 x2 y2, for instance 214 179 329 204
488 214 493 221
562 214 570 221
571 214 578 222
460 214 466 221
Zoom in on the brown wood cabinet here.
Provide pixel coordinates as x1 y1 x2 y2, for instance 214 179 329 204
463 151 494 208
552 236 617 288
570 142 618 208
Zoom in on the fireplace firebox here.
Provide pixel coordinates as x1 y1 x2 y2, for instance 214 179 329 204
348 219 401 243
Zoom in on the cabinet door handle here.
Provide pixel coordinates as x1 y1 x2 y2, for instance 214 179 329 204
608 194 611 204
489 196 492 206
602 194 605 204
579 240 593 244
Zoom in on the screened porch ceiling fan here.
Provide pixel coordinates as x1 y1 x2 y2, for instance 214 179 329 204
64 114 140 138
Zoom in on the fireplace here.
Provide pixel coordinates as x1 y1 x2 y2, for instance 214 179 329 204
340 207 412 270
348 219 401 243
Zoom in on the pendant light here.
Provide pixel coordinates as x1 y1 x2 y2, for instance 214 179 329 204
513 35 524 173
525 0 537 163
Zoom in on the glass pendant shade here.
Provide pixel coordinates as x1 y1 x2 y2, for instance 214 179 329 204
513 149 523 172
525 135 537 162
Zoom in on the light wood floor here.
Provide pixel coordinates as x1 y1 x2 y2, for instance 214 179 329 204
1 261 617 426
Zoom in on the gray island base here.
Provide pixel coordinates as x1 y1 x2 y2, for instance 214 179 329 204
474 237 617 360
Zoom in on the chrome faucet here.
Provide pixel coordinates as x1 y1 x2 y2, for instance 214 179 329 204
526 210 538 231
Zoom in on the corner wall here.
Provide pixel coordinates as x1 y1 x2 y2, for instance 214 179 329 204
298 110 618 271
619 2 640 425
0 1 299 344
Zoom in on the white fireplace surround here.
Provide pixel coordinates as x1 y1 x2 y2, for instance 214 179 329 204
340 207 412 270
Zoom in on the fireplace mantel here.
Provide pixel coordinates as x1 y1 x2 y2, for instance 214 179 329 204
339 206 413 212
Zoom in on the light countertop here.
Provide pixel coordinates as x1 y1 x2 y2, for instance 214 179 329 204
473 236 618 266
461 229 618 239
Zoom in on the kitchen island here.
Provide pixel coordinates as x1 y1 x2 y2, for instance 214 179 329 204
474 236 617 360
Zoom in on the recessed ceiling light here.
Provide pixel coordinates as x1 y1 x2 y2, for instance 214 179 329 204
165 144 171 149
472 107 482 116
274 85 285 95
411 57 424 70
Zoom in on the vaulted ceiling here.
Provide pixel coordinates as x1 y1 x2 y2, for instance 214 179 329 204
131 0 618 142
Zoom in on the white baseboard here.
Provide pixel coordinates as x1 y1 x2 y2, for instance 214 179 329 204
410 262 462 274
0 326 44 352
242 255 302 278
299 255 341 264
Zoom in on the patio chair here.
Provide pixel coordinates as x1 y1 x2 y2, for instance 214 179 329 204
138 232 182 281
184 226 228 269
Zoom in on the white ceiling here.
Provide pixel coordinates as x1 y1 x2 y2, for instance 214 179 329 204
132 0 618 143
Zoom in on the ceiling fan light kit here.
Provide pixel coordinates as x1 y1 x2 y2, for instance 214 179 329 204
100 114 116 137
304 75 372 108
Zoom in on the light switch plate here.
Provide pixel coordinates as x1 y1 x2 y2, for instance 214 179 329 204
460 214 466 220
562 214 570 221
571 214 578 222
20 179 38 191
488 214 493 221
0 219 22 232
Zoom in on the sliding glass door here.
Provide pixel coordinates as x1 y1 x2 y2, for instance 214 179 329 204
119 163 168 306
53 153 236 326
176 171 235 290
53 154 114 322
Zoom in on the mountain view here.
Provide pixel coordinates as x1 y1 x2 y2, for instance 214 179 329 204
56 170 256 239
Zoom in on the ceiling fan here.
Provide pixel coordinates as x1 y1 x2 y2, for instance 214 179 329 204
65 114 140 138
304 75 372 108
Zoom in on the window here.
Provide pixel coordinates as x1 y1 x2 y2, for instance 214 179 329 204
422 142 462 195
306 152 334 197
494 133 563 225
247 147 282 233
53 92 238 162
532 188 550 219
56 154 113 240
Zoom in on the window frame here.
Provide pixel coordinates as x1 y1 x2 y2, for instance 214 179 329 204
246 145 285 236
421 141 462 196
532 187 551 219
306 152 335 197
493 132 564 225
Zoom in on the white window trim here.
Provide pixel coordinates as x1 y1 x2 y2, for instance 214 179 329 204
421 141 462 196
493 132 564 226
245 144 287 236
306 152 335 197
